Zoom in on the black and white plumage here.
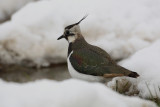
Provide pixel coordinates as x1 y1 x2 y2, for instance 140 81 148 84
57 16 139 82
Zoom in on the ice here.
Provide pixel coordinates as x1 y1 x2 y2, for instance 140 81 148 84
0 79 157 107
0 0 160 66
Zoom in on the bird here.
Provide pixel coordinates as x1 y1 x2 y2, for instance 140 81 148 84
57 15 139 82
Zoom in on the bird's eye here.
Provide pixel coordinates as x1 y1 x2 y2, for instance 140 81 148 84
65 30 70 35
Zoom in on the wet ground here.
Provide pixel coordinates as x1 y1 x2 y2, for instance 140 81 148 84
0 64 71 83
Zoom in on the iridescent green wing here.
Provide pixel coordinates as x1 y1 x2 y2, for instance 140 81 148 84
69 49 119 76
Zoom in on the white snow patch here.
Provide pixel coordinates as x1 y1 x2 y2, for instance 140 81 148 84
0 0 37 22
0 0 160 66
108 40 160 99
0 79 157 107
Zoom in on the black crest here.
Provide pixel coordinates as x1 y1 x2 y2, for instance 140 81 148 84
65 14 88 29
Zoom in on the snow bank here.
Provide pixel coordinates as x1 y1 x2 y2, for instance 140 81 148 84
0 79 157 107
108 40 160 99
0 0 37 23
0 0 160 66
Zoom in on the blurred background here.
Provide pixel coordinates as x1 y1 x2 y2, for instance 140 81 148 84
0 0 160 107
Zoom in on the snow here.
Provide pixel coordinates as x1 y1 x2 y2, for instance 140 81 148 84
120 40 160 83
0 79 157 107
0 0 160 106
0 0 160 66
108 40 160 99
0 0 37 23
121 40 160 98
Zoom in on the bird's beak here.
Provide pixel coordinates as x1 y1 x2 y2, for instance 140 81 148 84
57 35 65 40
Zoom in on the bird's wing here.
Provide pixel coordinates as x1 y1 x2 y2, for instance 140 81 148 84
88 45 116 65
69 48 130 76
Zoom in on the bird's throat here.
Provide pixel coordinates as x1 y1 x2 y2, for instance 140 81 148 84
68 43 73 57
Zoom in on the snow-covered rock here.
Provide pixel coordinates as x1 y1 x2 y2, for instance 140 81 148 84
0 79 157 107
0 0 160 66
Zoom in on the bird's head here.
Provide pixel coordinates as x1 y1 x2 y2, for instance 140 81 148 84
57 15 88 43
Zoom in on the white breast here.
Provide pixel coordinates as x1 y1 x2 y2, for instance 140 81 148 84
67 51 105 82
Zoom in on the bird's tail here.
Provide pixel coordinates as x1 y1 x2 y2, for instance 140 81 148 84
117 65 139 78
128 71 139 78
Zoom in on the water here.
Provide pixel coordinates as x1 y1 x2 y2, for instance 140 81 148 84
0 64 71 83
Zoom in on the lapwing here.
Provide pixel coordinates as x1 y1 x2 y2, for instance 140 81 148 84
57 15 139 82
